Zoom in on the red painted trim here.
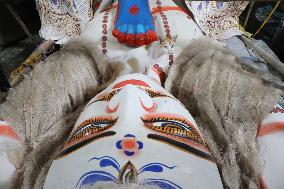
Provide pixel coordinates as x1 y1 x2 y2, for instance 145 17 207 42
103 4 191 19
151 6 187 15
257 122 284 137
106 103 119 113
113 79 150 89
140 99 156 112
151 65 166 84
102 4 118 12
0 125 19 141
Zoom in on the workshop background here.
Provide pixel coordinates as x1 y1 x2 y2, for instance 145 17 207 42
0 0 283 93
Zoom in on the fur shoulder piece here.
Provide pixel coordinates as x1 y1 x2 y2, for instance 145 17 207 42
165 37 282 188
0 41 104 188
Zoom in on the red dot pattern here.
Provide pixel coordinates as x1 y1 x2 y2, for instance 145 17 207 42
101 10 110 55
152 64 166 84
155 0 174 67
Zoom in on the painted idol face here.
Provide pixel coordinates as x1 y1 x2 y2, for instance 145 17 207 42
44 73 223 189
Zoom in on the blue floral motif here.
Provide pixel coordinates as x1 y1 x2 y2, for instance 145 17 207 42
116 134 143 156
89 156 120 172
76 171 116 187
76 156 181 189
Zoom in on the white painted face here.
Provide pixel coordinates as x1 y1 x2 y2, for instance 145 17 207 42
44 73 223 189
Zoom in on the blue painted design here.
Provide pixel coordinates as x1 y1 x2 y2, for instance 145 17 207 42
137 141 143 149
136 24 145 33
76 171 116 188
139 163 177 174
78 156 181 189
116 140 122 149
117 24 127 33
125 134 136 138
100 159 120 171
89 156 120 172
127 24 135 34
124 151 135 156
115 0 155 34
141 179 182 189
116 134 144 156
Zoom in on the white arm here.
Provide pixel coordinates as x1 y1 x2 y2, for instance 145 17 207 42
0 121 23 189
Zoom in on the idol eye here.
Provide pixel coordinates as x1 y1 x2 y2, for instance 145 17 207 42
142 115 213 161
171 45 174 48
141 116 203 145
68 116 118 144
58 116 118 158
164 45 167 48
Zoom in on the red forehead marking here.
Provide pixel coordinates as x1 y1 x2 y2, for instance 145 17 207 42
113 79 150 89
123 139 136 149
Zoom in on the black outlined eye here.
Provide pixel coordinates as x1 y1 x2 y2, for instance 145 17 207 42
69 117 118 143
141 115 213 161
141 116 203 144
58 117 118 158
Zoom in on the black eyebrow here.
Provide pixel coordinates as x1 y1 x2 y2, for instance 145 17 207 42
147 134 214 162
82 89 121 111
56 131 116 159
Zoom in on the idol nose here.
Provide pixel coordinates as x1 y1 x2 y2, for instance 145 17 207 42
111 84 155 124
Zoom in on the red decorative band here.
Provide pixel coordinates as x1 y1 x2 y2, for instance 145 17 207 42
257 122 284 137
151 6 188 15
